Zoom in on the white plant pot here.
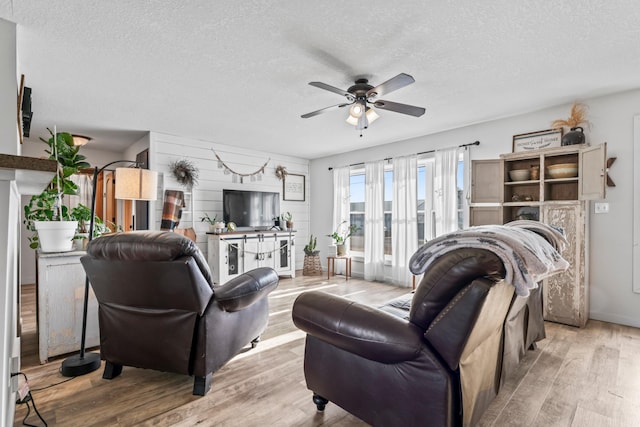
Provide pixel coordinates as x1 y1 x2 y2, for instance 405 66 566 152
35 221 78 253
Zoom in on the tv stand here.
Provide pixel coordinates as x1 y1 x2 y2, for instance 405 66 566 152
207 231 296 284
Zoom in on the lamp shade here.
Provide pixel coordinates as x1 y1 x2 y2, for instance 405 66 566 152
115 168 158 200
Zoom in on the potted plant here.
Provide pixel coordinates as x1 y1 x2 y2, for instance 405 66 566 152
23 129 91 252
304 234 319 255
282 212 293 230
327 221 360 256
201 213 225 233
303 234 322 276
70 204 110 250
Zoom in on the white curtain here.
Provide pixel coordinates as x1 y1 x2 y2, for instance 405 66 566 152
364 160 385 281
391 155 418 286
332 166 351 247
434 147 460 236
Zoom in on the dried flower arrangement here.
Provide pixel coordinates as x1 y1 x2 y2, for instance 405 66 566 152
275 165 288 181
551 102 591 130
169 159 199 188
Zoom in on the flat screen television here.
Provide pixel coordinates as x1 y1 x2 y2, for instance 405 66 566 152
223 189 280 230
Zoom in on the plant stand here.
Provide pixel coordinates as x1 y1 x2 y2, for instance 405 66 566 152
303 253 322 276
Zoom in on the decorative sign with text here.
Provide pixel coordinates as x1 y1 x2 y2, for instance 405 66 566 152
513 129 563 152
283 174 305 201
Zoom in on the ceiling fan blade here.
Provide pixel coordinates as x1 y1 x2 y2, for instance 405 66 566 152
308 81 352 98
301 103 350 119
366 73 415 98
374 100 425 117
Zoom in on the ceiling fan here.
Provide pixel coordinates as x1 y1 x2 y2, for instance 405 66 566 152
301 73 426 135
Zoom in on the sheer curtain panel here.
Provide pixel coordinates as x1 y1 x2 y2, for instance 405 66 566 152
364 161 385 281
332 166 351 248
434 147 460 236
391 155 418 286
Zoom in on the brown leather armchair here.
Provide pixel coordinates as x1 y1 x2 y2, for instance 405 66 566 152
81 231 279 396
293 248 542 427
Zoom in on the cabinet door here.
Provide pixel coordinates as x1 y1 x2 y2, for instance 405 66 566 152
541 202 588 327
579 143 607 200
38 254 99 363
469 206 503 226
274 236 291 273
243 238 261 272
471 160 502 203
261 240 276 270
223 238 243 283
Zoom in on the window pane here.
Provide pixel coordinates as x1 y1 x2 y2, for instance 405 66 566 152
417 166 426 244
350 213 364 252
350 173 365 252
457 159 464 230
384 170 393 255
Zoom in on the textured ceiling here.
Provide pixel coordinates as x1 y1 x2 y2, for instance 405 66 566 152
3 0 640 159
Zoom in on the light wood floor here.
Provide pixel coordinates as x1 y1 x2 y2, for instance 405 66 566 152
15 275 640 426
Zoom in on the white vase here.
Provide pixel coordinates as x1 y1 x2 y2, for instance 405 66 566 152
35 221 78 253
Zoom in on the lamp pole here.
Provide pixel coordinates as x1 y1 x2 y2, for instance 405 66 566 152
60 160 141 377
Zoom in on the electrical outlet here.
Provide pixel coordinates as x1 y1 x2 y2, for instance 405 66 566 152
594 202 609 214
10 357 19 392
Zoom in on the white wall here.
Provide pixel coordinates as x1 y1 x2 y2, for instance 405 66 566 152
149 132 310 270
310 89 640 328
0 17 18 427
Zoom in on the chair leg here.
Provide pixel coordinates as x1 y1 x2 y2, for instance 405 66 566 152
193 373 212 396
251 336 260 349
102 361 123 380
313 393 329 411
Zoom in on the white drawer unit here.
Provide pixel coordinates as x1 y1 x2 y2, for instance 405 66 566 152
207 231 295 284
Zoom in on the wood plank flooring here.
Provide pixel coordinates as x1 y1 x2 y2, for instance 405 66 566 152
15 276 640 426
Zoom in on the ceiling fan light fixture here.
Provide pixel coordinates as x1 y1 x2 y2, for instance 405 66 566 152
346 107 379 127
366 107 379 124
72 134 92 146
349 103 364 118
345 114 359 126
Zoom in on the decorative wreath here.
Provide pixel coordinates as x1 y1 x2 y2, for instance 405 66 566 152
169 159 199 188
275 165 288 181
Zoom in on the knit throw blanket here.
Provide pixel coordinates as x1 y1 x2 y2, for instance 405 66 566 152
160 190 185 231
409 220 569 297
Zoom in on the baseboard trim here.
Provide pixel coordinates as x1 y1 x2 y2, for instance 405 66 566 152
588 312 640 329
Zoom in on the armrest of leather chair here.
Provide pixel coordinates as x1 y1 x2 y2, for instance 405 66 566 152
292 291 424 364
215 267 279 312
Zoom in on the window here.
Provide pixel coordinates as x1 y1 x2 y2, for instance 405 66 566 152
349 151 467 253
417 152 466 243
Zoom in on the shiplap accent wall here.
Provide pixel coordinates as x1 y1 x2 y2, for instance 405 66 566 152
149 132 309 270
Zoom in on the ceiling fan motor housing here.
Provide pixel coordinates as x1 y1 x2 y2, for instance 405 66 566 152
348 79 376 101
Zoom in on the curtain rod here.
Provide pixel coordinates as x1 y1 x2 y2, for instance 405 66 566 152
327 140 480 171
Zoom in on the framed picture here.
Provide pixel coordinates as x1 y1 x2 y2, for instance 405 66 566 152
512 128 563 153
283 174 305 201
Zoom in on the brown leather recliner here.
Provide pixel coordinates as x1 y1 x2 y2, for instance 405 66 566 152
292 247 544 427
81 231 279 396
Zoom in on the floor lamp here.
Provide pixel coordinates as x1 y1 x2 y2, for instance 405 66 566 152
61 161 158 377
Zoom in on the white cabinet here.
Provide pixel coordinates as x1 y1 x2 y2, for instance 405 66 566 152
36 251 99 364
207 231 296 284
469 143 607 327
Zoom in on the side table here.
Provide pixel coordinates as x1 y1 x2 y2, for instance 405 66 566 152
327 256 352 280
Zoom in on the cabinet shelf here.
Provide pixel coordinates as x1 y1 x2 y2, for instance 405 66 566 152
543 177 579 183
503 201 541 207
504 180 540 186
